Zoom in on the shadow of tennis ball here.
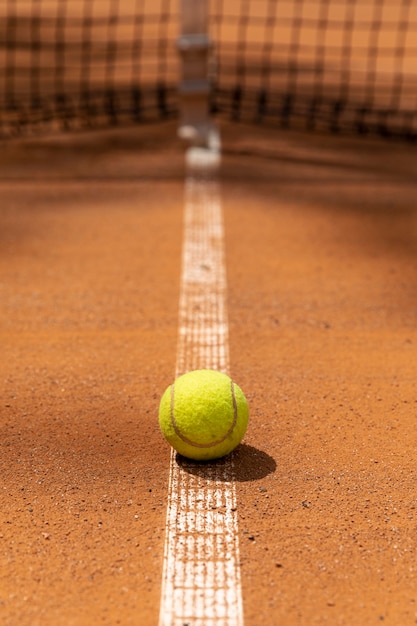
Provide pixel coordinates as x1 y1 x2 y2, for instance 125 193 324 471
176 443 277 483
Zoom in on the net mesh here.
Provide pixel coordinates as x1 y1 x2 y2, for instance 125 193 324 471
0 0 179 136
210 0 417 138
0 0 416 139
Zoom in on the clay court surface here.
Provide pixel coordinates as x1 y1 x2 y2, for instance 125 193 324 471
1 119 417 625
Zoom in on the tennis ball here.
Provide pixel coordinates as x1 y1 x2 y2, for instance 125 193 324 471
158 369 249 461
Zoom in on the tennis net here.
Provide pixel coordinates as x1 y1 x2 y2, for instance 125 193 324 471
0 0 179 135
0 0 416 139
211 0 417 138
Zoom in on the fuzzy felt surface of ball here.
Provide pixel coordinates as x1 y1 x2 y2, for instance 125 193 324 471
158 369 249 461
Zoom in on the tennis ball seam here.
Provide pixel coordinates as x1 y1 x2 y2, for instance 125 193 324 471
170 377 238 449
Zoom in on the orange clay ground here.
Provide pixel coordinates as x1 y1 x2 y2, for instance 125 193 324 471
1 120 417 625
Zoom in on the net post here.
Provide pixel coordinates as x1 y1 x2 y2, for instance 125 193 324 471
177 0 213 146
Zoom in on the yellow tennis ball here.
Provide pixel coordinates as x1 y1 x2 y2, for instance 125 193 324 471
158 369 249 461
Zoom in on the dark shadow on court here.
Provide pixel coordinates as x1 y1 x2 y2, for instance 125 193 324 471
175 443 277 483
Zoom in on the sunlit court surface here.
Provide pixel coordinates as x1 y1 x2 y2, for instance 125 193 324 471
1 1 417 625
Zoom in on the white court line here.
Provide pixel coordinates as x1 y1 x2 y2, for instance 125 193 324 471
158 139 244 626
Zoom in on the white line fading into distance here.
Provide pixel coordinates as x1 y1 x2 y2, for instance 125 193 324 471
158 138 244 626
